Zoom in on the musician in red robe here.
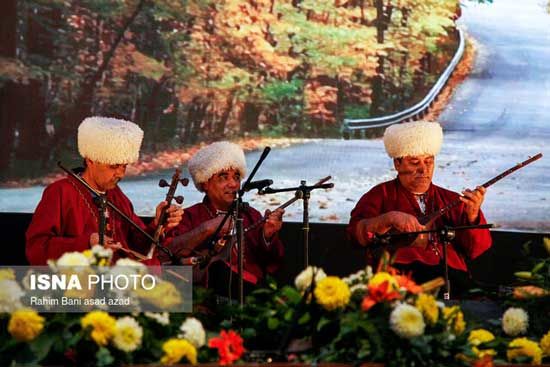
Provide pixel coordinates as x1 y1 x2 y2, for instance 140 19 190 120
26 117 183 265
347 121 492 294
162 141 285 292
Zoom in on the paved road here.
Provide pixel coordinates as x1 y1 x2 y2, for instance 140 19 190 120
1 0 548 230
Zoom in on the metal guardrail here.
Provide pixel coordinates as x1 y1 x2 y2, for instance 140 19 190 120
342 28 465 136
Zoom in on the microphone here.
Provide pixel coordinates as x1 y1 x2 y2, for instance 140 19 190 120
244 179 273 192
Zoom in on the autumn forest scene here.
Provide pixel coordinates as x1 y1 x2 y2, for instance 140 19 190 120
1 0 462 182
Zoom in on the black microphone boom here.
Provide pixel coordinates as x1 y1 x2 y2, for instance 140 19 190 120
243 179 273 192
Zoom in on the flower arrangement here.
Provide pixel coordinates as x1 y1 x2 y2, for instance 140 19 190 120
0 241 548 366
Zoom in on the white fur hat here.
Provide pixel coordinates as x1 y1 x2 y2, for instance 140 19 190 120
188 141 247 191
78 116 143 164
383 121 443 158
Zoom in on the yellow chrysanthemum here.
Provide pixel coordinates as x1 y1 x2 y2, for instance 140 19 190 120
507 337 542 365
390 303 425 339
134 279 182 309
415 294 439 325
81 311 116 346
314 276 351 311
443 305 466 335
160 338 197 365
112 316 143 352
540 330 550 356
0 268 15 281
468 329 496 359
368 272 398 290
8 308 45 342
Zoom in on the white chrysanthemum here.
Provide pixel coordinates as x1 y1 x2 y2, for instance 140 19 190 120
0 279 24 312
56 252 90 267
390 303 426 339
502 307 529 336
115 258 146 269
112 316 143 352
350 284 368 293
343 266 373 293
178 317 206 348
295 266 327 292
109 258 147 277
91 245 113 259
144 312 170 325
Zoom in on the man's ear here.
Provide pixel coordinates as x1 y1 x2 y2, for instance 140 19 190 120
200 181 209 194
393 158 401 171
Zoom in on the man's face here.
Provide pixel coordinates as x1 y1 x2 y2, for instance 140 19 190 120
85 160 127 191
394 154 435 194
202 168 241 210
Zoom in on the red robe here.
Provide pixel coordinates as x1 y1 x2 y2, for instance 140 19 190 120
347 179 492 272
163 197 284 285
26 176 160 265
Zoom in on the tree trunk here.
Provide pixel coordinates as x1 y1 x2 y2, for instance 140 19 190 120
15 80 48 161
184 99 208 144
0 0 18 173
15 4 53 163
370 0 389 116
241 102 260 134
215 92 235 138
142 77 167 151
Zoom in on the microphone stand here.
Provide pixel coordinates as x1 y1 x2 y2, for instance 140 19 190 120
373 223 493 299
261 178 334 268
95 194 108 246
57 162 180 265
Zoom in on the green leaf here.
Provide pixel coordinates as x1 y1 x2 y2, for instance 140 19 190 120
267 317 280 330
241 327 256 339
298 312 310 325
29 333 56 362
316 316 331 332
96 347 115 367
281 286 302 304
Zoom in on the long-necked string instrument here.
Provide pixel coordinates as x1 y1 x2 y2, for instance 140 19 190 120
385 153 543 251
419 153 542 227
119 169 188 263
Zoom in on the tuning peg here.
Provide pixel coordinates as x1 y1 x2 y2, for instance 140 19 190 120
174 196 184 204
158 179 169 188
180 178 189 186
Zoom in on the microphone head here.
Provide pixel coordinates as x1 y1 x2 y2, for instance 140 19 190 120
244 179 273 192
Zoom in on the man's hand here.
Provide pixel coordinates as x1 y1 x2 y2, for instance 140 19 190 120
460 186 486 223
89 233 122 251
153 201 184 230
384 211 424 233
263 208 284 239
